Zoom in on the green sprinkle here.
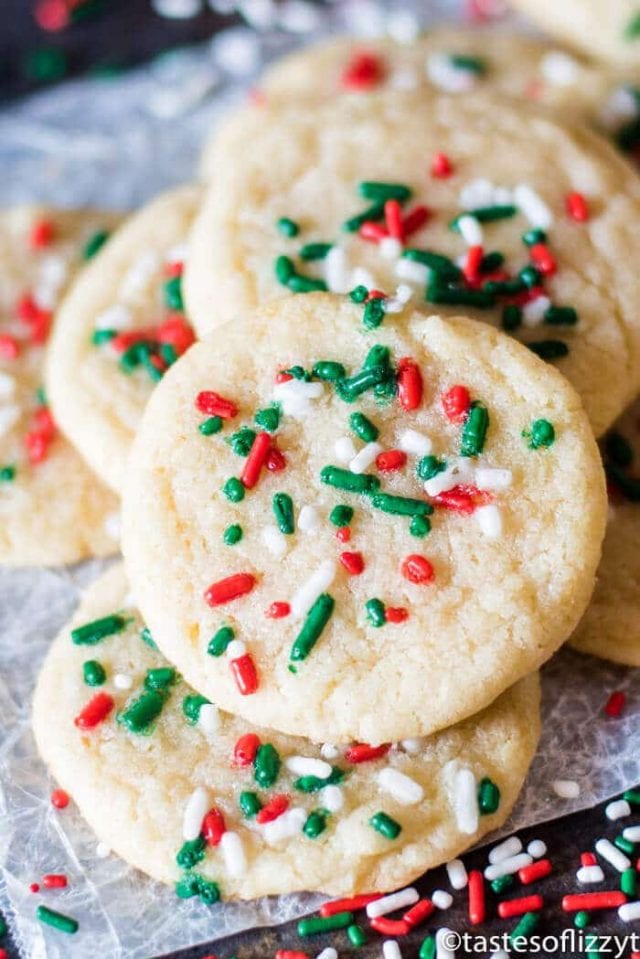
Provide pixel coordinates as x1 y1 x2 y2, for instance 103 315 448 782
625 789 640 805
223 477 245 502
272 492 295 534
365 598 386 628
300 242 332 261
528 339 569 360
615 835 635 855
402 248 461 281
451 205 517 230
574 910 591 929
426 282 495 309
348 924 367 947
359 181 412 203
410 515 431 537
36 905 78 935
71 614 127 646
509 911 540 943
284 365 311 381
83 229 109 259
502 304 522 331
24 48 67 82
91 328 116 345
0 914 5 937
624 12 640 39
544 305 579 326
371 492 433 517
349 284 369 303
419 935 437 959
350 412 379 442
478 776 500 814
208 625 235 657
312 360 346 381
275 255 296 285
480 251 505 273
449 52 486 74
182 694 210 724
460 403 489 457
330 504 354 527
525 418 555 450
239 791 262 818
290 593 335 661
320 465 380 495
160 343 178 367
364 344 391 370
288 275 328 293
199 416 223 435
606 431 633 468
118 689 166 733
518 265 541 288
343 202 386 233
163 275 183 312
175 873 220 905
277 216 299 237
522 227 547 247
83 660 106 686
298 912 354 936
336 365 391 402
369 811 401 839
223 523 243 545
483 277 525 296
255 405 280 432
229 427 256 456
254 743 281 788
491 874 514 894
363 297 385 330
0 465 16 482
303 809 328 838
176 836 206 869
144 667 177 691
140 627 158 650
417 455 446 481
622 867 637 896
294 766 344 793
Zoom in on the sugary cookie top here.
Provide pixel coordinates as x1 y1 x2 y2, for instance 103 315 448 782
33 564 540 901
122 295 604 743
0 207 120 565
186 89 640 436
46 187 198 493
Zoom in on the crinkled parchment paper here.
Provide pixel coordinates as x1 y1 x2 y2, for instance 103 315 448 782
1 3 639 956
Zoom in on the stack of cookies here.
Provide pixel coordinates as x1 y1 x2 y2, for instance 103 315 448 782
6 6 640 936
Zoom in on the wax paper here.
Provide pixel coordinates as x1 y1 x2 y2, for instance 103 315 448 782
1 2 639 956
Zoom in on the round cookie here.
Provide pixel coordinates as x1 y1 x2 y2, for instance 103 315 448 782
33 563 541 900
0 207 120 566
507 0 640 70
186 88 640 436
570 398 640 665
46 186 198 494
122 295 605 744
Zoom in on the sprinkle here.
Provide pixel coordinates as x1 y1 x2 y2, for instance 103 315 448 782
365 598 386 627
313 360 346 381
74 692 114 729
605 691 626 717
513 184 553 229
197 703 220 738
339 551 364 575
254 743 281 788
498 895 543 919
485 854 533 881
261 526 288 558
199 416 223 436
223 477 245 502
460 404 488 457
432 153 453 178
113 673 132 690
223 524 243 545
350 442 383 474
435 927 456 958
401 554 434 584
320 465 380 495
553 779 580 799
195 391 237 419
545 305 578 326
369 811 402 840
562 891 627 912
202 807 226 846
441 386 470 423
519 859 552 884
527 839 547 858
596 837 631 872
451 767 478 834
607 800 631 821
41 874 67 889
566 192 589 222
297 505 319 533
204 573 256 607
330 505 353 527
277 217 299 237
457 215 483 246
272 492 295 535
334 436 358 464
82 660 106 686
274 378 324 418
71 614 127 646
239 791 262 818
374 920 409 939
36 905 78 935
290 594 335 661
341 52 385 91
220 830 246 877
266 601 290 619
290 561 337 619
509 911 540 942
475 504 502 538
490 836 523 863
468 870 485 925
367 888 418 918
208 626 235 657
399 429 432 456
619 902 640 922
386 606 409 622
350 412 379 443
577 866 605 884
320 784 344 811
234 733 260 766
241 431 271 489
377 767 424 805
229 649 259 695
432 891 453 909
298 912 353 937
50 789 69 809
118 687 167 733
478 776 501 813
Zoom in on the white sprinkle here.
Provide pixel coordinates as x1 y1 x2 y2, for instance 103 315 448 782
386 9 420 43
262 807 306 844
399 429 432 457
379 237 403 261
376 767 424 805
540 50 579 87
39 254 67 290
226 639 246 660
459 178 495 210
489 952 509 959
285 756 332 779
152 0 202 18
423 465 463 497
446 859 468 890
277 0 321 33
527 839 547 859
319 784 343 812
197 703 220 738
0 372 16 400
316 949 338 959
595 837 631 872
400 738 421 755
514 184 553 230
522 294 551 327
113 673 132 690
396 258 429 285
273 378 324 419
324 246 352 293
0 405 20 439
489 836 523 863
103 511 121 541
452 768 478 834
96 303 132 331
119 251 160 299
220 830 246 877
457 215 483 247
260 525 288 559
427 52 477 93
619 902 640 922
384 285 414 314
552 779 580 799
577 865 605 884
475 504 502 539
366 887 419 918
298 505 320 533
182 786 209 841
432 890 453 910
623 826 640 842
320 742 340 760
96 842 111 858
383 942 402 959
290 560 337 619
475 467 512 490
334 436 358 464
606 799 631 821
211 27 260 75
349 441 382 474
484 853 533 881
436 927 456 959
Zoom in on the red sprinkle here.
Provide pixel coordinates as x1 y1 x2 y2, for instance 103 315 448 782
275 952 310 959
341 51 385 91
397 357 423 411
431 152 454 178
25 430 52 466
463 245 484 285
230 653 259 696
529 242 557 276
581 852 597 867
336 526 351 543
202 808 227 846
266 445 287 473
402 205 431 237
366 289 387 302
376 449 407 472
360 221 389 243
266 601 290 619
403 898 434 928
498 894 543 919
401 554 435 585
566 192 589 222
320 893 382 917
339 551 365 576
34 0 69 31
370 917 410 936
385 606 409 624
29 218 55 249
433 485 493 514
73 692 114 730
29 883 40 893
442 384 470 422
562 891 627 912
345 743 390 764
518 859 552 884
156 316 194 354
50 789 69 809
385 199 404 242
604 690 626 718
0 335 19 359
276 371 293 384
256 794 289 824
468 870 485 925
195 390 237 419
233 733 260 767
42 874 68 889
204 572 256 607
241 431 271 489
